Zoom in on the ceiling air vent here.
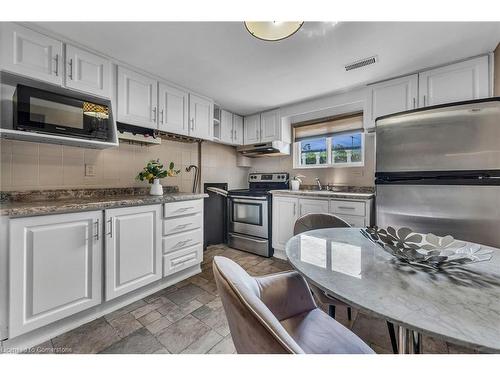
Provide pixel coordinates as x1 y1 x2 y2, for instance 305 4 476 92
345 56 378 71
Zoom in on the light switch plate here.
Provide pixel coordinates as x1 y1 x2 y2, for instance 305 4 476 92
85 164 96 177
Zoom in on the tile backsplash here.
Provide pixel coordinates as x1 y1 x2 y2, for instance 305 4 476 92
0 138 249 192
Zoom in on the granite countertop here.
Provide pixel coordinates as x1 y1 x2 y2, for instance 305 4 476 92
286 228 500 353
270 187 374 200
0 187 208 217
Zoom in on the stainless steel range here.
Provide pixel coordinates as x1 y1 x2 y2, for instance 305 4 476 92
228 172 289 257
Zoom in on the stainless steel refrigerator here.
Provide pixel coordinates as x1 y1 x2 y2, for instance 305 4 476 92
375 97 500 248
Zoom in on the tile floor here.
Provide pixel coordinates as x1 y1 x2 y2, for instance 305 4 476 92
28 244 475 354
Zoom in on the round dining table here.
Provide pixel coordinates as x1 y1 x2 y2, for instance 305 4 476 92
285 228 500 354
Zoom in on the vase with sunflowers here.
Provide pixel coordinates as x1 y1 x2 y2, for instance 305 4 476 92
136 159 180 195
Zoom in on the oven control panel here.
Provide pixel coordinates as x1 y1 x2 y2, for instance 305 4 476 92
248 172 289 183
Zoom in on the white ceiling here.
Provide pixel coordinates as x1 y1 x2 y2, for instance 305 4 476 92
35 22 500 115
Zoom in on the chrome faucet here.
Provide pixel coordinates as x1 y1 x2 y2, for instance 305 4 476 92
186 165 199 193
315 177 322 191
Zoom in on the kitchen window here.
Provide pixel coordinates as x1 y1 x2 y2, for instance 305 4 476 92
293 112 364 169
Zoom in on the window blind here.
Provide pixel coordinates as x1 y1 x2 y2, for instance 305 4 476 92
293 112 363 141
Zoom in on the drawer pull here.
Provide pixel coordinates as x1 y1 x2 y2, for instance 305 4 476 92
173 239 192 248
338 206 356 210
176 207 194 212
171 253 197 266
175 223 191 229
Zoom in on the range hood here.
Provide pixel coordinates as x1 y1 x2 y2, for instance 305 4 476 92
236 141 290 157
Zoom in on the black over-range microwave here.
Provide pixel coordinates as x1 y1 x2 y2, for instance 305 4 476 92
14 85 111 141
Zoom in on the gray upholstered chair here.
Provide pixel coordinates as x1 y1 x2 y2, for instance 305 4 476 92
293 213 398 354
213 256 374 354
293 214 353 320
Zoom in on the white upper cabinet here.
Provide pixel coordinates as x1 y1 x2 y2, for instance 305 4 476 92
244 110 286 145
0 23 63 85
65 44 111 98
365 74 418 129
189 93 212 140
418 56 490 107
117 66 158 129
9 211 102 338
260 109 281 142
105 205 162 301
220 109 234 144
233 114 244 145
158 82 189 135
244 114 261 145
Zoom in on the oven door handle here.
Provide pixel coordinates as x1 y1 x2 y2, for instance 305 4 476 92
229 196 267 202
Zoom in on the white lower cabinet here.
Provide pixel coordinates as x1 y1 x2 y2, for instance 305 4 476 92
272 196 299 250
5 200 205 341
9 211 102 338
272 195 373 251
334 214 365 228
162 199 204 277
299 198 330 216
163 244 203 277
104 205 162 301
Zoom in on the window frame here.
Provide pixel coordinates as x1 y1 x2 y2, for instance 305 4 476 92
293 131 365 169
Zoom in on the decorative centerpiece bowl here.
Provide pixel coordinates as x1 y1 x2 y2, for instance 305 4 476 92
361 226 493 269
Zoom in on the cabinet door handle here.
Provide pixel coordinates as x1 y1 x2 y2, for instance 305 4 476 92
107 218 113 237
94 219 100 240
68 58 73 80
190 119 195 131
234 129 237 141
152 107 157 122
230 129 234 140
293 203 296 216
53 54 59 76
413 97 416 109
160 109 164 124
423 95 426 107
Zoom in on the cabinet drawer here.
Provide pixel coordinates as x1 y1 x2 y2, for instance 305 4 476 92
337 214 365 228
164 199 203 218
163 245 202 277
330 200 365 217
163 213 202 235
163 229 203 254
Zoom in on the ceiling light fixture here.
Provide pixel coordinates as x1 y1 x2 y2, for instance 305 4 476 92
244 21 304 41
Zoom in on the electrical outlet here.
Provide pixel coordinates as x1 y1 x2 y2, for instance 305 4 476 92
85 164 96 177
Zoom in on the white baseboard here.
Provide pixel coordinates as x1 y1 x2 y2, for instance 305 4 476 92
272 248 287 260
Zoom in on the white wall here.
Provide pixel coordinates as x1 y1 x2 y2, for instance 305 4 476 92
250 86 375 187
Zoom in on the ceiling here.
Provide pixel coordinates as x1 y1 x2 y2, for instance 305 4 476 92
35 22 500 115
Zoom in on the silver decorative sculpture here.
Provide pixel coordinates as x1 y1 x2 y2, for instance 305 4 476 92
361 226 493 268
